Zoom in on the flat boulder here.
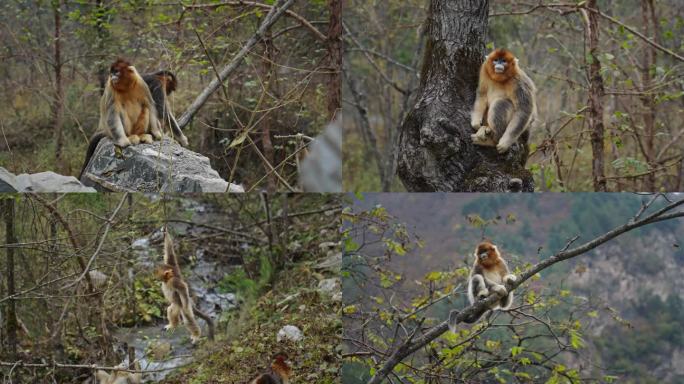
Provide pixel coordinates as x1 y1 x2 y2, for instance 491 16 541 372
80 137 244 193
0 167 96 192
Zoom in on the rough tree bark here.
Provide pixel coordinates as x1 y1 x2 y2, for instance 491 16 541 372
582 0 607 192
397 0 533 192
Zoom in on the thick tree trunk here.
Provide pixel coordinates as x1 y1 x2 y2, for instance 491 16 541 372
583 0 607 191
397 0 533 192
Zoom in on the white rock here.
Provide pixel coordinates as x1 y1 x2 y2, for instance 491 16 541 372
318 278 340 294
277 325 303 342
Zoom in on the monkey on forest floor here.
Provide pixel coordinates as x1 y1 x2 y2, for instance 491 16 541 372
143 70 189 147
156 226 215 344
95 361 141 384
249 353 292 384
470 49 537 154
448 241 517 331
79 58 162 179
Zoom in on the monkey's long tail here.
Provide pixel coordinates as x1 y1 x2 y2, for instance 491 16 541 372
78 132 107 180
193 306 215 341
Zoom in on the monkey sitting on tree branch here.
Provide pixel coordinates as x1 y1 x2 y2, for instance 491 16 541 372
364 194 684 384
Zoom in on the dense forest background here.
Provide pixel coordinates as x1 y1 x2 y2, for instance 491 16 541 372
343 193 684 383
343 0 684 192
0 194 341 383
0 0 340 191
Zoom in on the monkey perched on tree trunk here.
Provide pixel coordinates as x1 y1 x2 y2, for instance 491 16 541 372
156 227 214 343
396 0 533 192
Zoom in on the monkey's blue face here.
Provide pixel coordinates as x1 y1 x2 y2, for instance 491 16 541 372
478 251 489 261
493 58 507 74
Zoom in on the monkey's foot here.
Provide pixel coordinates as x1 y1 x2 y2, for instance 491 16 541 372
177 134 189 147
164 324 176 332
127 135 141 145
496 136 514 153
151 128 163 140
491 284 507 295
471 121 481 131
139 134 154 144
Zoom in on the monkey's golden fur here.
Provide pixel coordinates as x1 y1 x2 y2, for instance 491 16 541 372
157 228 214 343
102 58 162 146
249 353 292 384
79 58 162 179
471 49 537 154
448 241 517 330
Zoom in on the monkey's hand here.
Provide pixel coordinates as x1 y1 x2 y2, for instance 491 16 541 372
471 118 481 131
476 288 489 300
164 324 176 332
504 274 517 285
491 284 507 296
177 134 189 147
496 135 514 153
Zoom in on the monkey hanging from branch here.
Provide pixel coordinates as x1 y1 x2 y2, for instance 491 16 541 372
156 226 215 344
79 59 188 179
448 240 517 331
249 352 292 384
470 49 537 154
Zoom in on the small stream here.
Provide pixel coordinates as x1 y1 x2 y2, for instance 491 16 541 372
113 198 244 382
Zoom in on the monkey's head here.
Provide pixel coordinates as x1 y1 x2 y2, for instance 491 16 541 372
154 264 175 282
109 58 138 91
485 49 517 83
475 241 501 268
271 352 292 377
157 71 178 94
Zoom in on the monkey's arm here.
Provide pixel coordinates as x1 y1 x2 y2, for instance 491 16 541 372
496 79 534 153
470 80 488 130
142 86 163 140
499 258 517 285
101 91 131 148
163 231 179 268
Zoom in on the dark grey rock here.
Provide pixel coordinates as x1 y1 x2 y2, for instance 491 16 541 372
80 137 244 193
